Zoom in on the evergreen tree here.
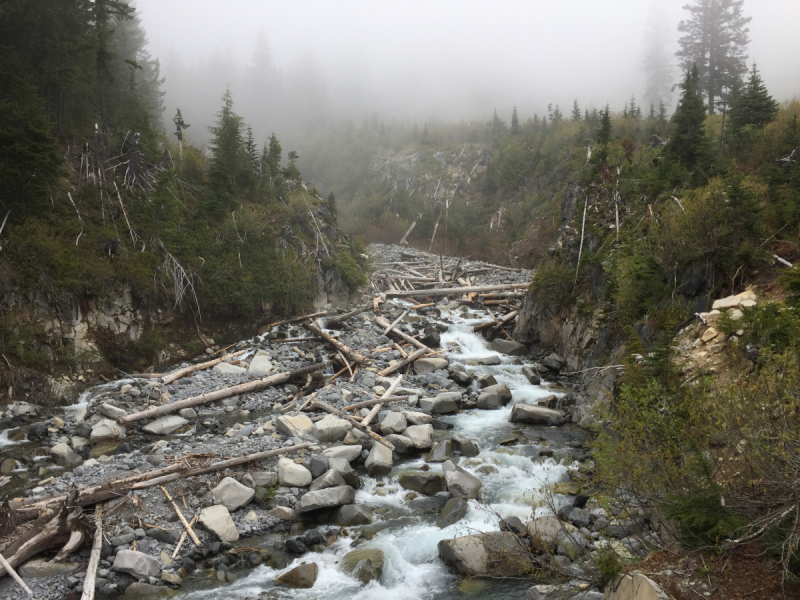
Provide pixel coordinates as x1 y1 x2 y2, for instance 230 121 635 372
551 105 563 124
490 111 506 136
584 108 590 122
628 94 638 119
265 133 282 176
572 99 581 122
729 63 779 129
244 125 257 166
421 122 431 144
325 192 338 225
510 106 520 135
658 101 668 126
287 150 299 166
677 0 751 113
173 108 190 141
643 5 675 108
648 103 656 120
592 104 612 175
94 0 135 130
208 89 244 192
668 65 707 170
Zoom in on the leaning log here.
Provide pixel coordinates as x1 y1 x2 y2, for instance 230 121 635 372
309 402 394 450
375 316 431 352
361 375 403 427
377 347 427 377
119 363 325 425
304 322 368 364
324 306 371 328
385 283 528 298
267 311 327 328
80 504 103 600
161 349 247 384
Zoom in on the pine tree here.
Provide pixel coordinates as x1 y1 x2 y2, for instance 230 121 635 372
208 89 244 192
592 104 612 175
173 109 190 141
265 133 282 177
668 65 707 169
551 105 563 124
729 63 779 129
490 111 506 136
629 95 638 119
572 99 581 122
677 0 751 113
658 101 668 126
325 192 338 225
584 108 590 122
648 103 656 120
510 106 520 135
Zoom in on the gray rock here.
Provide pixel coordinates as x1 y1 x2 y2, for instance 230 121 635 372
414 357 449 375
419 393 459 414
398 471 445 495
248 352 273 374
276 562 318 588
380 411 407 434
98 403 127 419
322 445 362 462
112 550 160 579
211 477 255 511
426 440 453 463
146 528 179 544
520 366 541 385
477 374 497 388
296 485 356 512
251 471 278 487
403 424 434 449
309 454 330 478
268 506 299 520
213 362 246 374
90 419 126 442
278 457 312 487
178 408 197 419
276 414 313 437
489 339 527 356
408 494 450 513
509 404 565 425
438 532 533 576
50 442 82 468
568 507 590 529
309 468 346 491
385 434 414 454
334 504 374 526
480 355 501 365
477 384 513 409
542 353 564 371
452 433 479 457
437 497 468 528
442 460 482 499
402 410 432 425
603 572 669 600
364 442 393 476
124 582 171 597
198 505 239 542
142 416 188 435
110 532 136 547
527 516 562 548
18 559 81 578
328 457 361 487
311 414 352 443
525 584 575 600
341 548 384 585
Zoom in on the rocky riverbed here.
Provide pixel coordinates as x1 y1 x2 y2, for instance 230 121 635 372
0 244 660 600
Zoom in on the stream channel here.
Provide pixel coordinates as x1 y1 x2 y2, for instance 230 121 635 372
169 301 590 600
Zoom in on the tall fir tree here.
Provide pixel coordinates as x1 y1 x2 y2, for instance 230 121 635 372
265 133 282 177
592 104 612 175
208 89 244 193
729 63 779 130
668 65 708 169
676 0 751 114
572 99 581 122
643 5 675 108
510 106 520 135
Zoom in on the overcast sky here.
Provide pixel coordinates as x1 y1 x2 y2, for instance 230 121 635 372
134 0 800 128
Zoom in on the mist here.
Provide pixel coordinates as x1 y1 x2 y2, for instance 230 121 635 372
135 0 800 145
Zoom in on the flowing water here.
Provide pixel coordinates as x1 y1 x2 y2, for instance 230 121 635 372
171 302 588 600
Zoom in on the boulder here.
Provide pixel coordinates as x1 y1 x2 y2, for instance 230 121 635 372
452 433 479 457
198 505 239 542
442 460 482 499
526 584 576 600
480 355 501 365
341 548 384 585
296 485 356 512
426 440 454 463
419 393 459 414
414 357 449 375
276 414 313 438
603 572 669 600
269 506 299 521
334 504 374 526
328 457 361 488
50 442 82 468
490 339 527 356
437 497 469 528
526 516 562 548
477 374 497 389
146 528 179 544
537 394 558 409
248 352 272 374
98 403 127 419
398 471 445 495
380 411 407 434
90 419 125 442
18 559 81 578
476 384 512 409
278 457 312 487
568 507 590 529
521 366 542 384
112 550 160 579
385 434 414 454
311 414 352 443
509 404 565 425
251 471 278 487
364 442 393 476
322 445 362 462
276 562 318 589
213 362 246 374
210 477 255 511
142 415 188 435
403 410 432 425
542 353 564 371
438 532 534 577
309 468 346 492
403 424 435 449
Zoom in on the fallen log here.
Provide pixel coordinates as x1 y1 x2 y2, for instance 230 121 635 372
0 551 32 596
160 487 201 548
161 349 247 384
118 363 325 425
80 504 103 600
385 283 528 298
304 322 368 364
324 306 371 328
492 310 519 332
171 515 198 559
342 395 406 411
267 311 328 328
375 316 430 352
309 402 394 450
382 309 409 335
378 347 427 377
361 375 403 427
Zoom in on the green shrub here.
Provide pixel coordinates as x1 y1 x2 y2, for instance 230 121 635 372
595 548 622 584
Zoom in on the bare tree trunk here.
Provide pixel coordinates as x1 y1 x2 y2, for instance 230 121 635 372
304 322 368 364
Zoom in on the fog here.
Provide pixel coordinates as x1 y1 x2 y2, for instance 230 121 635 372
135 0 800 144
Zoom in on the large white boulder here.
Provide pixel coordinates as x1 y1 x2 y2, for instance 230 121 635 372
199 505 239 542
296 485 356 512
509 404 565 425
112 550 161 579
311 414 352 442
142 415 188 435
403 424 434 449
277 456 312 487
214 362 247 374
211 477 255 511
322 445 362 462
276 414 313 438
438 532 533 577
90 419 125 442
380 411 407 434
364 442 393 476
248 351 272 374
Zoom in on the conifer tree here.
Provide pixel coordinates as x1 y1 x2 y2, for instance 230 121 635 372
572 99 581 122
648 103 656 120
729 63 779 129
265 134 282 177
658 101 668 126
490 111 506 136
592 104 612 175
510 106 520 135
208 89 244 191
668 65 707 169
677 0 751 113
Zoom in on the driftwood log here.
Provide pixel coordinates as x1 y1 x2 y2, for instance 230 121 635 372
160 349 247 384
375 316 431 352
324 306 371 328
384 283 528 298
267 311 327 328
361 375 403 427
304 322 368 364
309 401 395 450
80 504 103 600
378 347 427 377
118 363 325 425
